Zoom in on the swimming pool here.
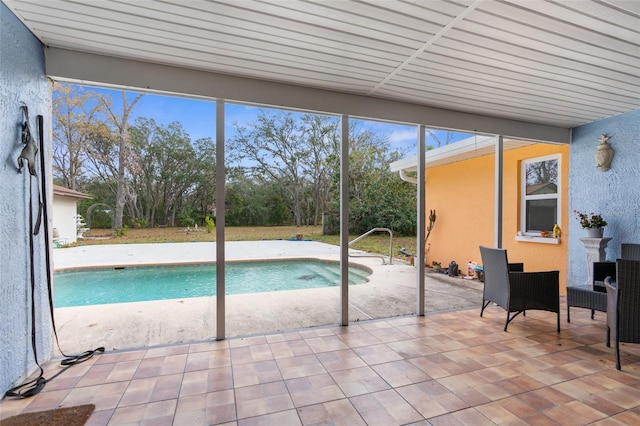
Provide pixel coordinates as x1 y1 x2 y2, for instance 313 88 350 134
54 260 371 307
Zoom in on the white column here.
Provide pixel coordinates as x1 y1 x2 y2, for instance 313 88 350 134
216 100 225 340
579 237 612 285
340 115 349 326
416 125 426 315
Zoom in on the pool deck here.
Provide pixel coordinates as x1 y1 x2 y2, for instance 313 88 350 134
52 241 483 354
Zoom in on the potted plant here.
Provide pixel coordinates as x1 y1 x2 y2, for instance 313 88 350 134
574 210 607 238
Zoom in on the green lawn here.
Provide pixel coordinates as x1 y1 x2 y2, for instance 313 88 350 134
80 225 417 258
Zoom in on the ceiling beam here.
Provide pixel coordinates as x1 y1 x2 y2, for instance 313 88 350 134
46 47 570 143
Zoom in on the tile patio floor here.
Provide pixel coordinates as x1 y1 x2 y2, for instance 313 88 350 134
2 303 640 425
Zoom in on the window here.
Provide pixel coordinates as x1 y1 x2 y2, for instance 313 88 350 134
521 154 560 235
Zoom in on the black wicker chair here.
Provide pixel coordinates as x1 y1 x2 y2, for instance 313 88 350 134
479 246 560 332
605 259 640 370
621 243 640 261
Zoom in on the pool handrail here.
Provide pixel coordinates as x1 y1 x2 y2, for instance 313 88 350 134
348 228 393 265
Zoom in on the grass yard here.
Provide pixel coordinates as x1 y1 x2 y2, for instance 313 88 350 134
80 226 417 258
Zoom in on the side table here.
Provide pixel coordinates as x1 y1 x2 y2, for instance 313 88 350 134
566 283 607 322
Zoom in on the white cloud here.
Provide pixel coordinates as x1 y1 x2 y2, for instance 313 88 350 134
388 129 417 145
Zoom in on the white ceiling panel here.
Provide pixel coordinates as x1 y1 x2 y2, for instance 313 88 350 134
3 0 639 129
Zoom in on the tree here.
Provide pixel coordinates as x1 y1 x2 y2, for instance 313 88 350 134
102 91 144 231
129 118 216 227
228 111 340 226
52 83 108 190
300 114 340 225
325 124 416 236
82 91 144 232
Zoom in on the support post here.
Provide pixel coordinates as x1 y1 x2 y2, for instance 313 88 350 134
494 136 504 248
416 125 426 315
216 100 225 340
340 115 349 326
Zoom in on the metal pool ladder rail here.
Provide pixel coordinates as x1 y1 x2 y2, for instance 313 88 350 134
349 228 393 264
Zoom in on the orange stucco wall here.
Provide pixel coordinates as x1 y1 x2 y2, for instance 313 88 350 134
425 143 570 293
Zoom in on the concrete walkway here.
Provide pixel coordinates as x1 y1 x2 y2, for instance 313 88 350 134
52 242 483 353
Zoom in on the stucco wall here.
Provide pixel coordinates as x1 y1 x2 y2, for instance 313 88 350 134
568 110 640 286
425 143 569 291
0 3 52 393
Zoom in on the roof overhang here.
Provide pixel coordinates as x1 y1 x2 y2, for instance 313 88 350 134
390 135 538 173
52 184 92 200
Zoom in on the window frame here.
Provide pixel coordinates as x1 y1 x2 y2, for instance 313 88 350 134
521 153 561 237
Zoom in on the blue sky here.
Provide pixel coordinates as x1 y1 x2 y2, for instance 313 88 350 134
74 84 469 153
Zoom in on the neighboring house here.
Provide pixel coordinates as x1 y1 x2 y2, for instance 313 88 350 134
390 135 570 289
52 184 92 245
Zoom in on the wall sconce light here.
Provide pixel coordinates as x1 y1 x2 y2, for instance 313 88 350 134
594 134 614 172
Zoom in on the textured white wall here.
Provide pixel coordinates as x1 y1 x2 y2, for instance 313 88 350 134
0 3 52 393
568 110 640 286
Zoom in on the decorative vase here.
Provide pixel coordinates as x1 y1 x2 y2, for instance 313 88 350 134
586 227 604 238
594 135 614 172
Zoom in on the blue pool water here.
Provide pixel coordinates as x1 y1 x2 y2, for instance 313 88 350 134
54 260 371 307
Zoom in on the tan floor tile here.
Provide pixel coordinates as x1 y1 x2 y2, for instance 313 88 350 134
304 335 349 353
188 339 229 353
526 365 579 386
118 373 182 407
298 328 335 339
397 380 468 419
371 359 431 387
386 339 438 358
269 339 313 359
366 326 413 343
76 361 138 387
230 335 269 348
352 343 403 365
350 389 423 425
276 354 326 380
265 331 303 343
235 381 294 419
144 344 189 358
496 395 542 418
316 349 367 372
2 389 69 416
474 363 521 382
544 400 609 425
180 366 233 396
330 366 390 397
335 330 382 348
408 354 453 379
238 409 301 425
232 359 283 388
108 399 176 425
185 348 231 371
85 408 114 426
429 407 494 426
297 399 366 426
174 389 236 425
527 386 576 406
552 377 607 400
599 384 640 409
231 344 274 365
580 394 629 417
285 373 345 407
608 408 640 425
93 350 146 365
474 400 524 424
133 353 187 379
62 382 129 411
